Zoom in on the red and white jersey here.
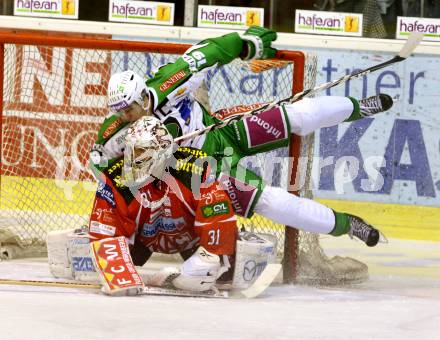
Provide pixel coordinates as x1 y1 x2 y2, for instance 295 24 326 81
88 147 237 256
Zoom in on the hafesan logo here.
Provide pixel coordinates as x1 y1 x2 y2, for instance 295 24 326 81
295 9 363 37
396 16 439 41
156 5 170 21
344 15 359 33
198 5 264 30
246 10 260 26
61 0 75 15
14 0 79 18
108 0 174 26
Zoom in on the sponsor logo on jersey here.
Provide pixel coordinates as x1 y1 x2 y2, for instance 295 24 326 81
177 147 207 158
72 256 95 272
249 116 282 139
89 220 116 236
175 159 204 175
167 86 189 103
173 147 209 177
93 207 117 224
141 217 185 237
201 201 230 218
223 181 243 215
159 70 187 92
244 107 287 148
107 159 124 175
176 87 187 96
96 183 116 207
102 117 123 139
213 103 266 120
200 190 230 209
217 173 258 218
109 100 130 113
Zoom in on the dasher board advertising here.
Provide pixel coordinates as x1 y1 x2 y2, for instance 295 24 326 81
14 0 79 19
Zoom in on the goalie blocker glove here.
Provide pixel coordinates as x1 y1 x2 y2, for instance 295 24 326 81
240 26 277 60
90 237 145 296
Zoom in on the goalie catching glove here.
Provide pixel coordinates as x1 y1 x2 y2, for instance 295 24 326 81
241 26 277 60
172 246 228 292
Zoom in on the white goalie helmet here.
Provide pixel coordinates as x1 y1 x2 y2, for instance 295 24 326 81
122 116 175 186
108 70 148 113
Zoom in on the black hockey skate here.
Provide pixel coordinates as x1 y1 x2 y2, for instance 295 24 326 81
359 94 393 117
347 214 380 247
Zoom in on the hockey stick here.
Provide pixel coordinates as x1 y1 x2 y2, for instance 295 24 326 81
0 277 227 298
175 31 423 143
0 264 281 299
231 263 281 299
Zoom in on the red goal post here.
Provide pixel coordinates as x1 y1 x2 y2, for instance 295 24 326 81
0 30 312 283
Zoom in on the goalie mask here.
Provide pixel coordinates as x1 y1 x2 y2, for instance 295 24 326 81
108 70 149 117
122 116 175 186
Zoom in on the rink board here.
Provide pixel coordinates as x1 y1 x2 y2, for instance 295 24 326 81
1 175 439 241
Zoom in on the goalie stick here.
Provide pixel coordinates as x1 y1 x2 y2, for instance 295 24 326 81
0 264 281 299
175 31 423 143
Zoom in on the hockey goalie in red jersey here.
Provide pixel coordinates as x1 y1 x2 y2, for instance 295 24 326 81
86 116 253 295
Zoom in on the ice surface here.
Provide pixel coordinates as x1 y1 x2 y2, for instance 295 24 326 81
0 237 439 340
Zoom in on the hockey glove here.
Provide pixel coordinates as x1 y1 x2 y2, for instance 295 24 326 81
172 246 222 292
240 26 277 60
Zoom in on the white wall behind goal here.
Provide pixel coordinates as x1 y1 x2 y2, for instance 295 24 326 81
0 15 439 55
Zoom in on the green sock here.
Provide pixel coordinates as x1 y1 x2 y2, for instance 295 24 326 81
330 211 350 236
344 97 361 122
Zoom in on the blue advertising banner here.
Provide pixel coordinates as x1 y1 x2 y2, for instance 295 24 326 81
304 48 439 207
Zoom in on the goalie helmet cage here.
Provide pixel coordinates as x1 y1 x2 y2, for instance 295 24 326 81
0 31 367 285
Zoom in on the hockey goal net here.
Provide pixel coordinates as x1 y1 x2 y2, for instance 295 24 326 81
0 31 367 284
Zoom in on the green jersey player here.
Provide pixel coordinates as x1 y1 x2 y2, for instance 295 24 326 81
90 26 393 247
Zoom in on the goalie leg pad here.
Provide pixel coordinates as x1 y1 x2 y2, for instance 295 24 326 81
232 231 278 290
47 229 74 279
69 234 98 282
47 227 98 282
90 236 145 296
